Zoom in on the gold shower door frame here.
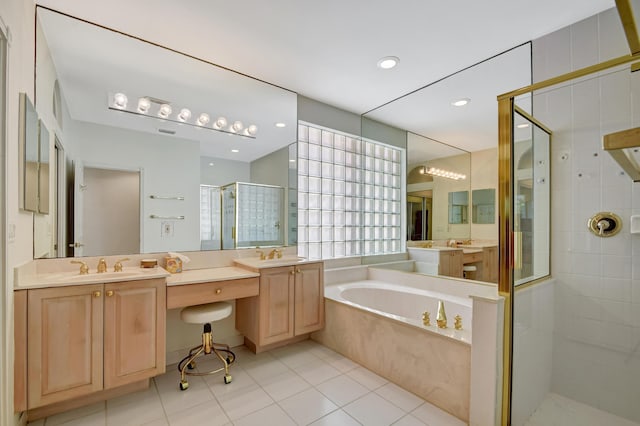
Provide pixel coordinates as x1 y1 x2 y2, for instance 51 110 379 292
497 1 640 423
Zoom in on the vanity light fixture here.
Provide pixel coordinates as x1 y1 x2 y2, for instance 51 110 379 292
231 149 239 153
113 93 128 109
231 120 244 133
275 122 286 128
196 113 210 126
158 103 172 118
245 124 258 137
421 166 466 180
177 108 192 122
451 98 470 107
213 117 228 129
377 56 400 69
137 97 151 113
108 92 257 139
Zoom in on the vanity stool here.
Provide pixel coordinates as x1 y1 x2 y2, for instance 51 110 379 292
177 301 236 390
463 265 477 280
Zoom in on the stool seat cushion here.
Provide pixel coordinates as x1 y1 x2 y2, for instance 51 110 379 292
180 302 233 324
462 265 477 272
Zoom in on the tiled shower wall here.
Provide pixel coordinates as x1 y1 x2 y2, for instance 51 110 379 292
530 7 640 422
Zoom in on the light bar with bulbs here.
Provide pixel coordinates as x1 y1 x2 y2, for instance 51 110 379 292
421 166 466 180
108 92 258 138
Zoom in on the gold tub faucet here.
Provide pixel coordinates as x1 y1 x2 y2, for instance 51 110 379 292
70 260 89 275
97 258 108 273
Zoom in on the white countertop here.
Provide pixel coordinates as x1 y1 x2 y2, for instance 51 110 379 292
15 267 170 290
166 266 259 286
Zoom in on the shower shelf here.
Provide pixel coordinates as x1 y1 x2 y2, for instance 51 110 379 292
603 127 640 182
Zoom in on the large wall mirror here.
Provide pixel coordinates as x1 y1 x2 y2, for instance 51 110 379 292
34 7 298 258
362 43 531 282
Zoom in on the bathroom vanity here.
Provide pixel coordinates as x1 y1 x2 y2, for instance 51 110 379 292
13 252 322 421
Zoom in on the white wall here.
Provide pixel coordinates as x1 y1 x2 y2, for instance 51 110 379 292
68 120 202 253
1 0 36 423
200 155 249 186
531 7 640 422
470 148 498 240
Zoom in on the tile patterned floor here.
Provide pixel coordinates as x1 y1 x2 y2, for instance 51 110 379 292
27 340 466 426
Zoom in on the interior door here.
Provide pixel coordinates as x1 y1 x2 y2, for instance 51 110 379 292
82 166 141 256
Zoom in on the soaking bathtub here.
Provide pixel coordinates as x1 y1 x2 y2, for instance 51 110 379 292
312 280 473 422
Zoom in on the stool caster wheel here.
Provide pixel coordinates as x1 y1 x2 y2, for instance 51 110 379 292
187 361 195 370
223 374 232 384
179 380 189 391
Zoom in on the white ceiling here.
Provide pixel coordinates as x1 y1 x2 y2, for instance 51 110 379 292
36 0 616 154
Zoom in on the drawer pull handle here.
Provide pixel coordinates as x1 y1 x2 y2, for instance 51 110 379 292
215 289 222 294
296 268 301 274
106 290 114 297
94 291 101 298
290 270 295 275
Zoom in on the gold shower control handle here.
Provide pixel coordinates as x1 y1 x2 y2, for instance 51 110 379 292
587 212 622 237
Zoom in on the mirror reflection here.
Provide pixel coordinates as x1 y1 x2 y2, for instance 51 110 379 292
34 7 297 258
362 44 530 283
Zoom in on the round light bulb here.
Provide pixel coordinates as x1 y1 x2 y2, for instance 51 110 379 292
114 93 128 109
178 108 192 122
214 117 227 129
245 124 258 136
137 97 151 113
231 121 244 132
196 113 210 126
158 104 172 118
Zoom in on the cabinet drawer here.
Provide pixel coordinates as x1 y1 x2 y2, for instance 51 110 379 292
463 251 483 264
167 277 259 309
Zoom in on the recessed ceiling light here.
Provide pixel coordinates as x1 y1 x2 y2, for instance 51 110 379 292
208 162 214 166
451 98 470 107
275 122 286 128
231 149 239 153
516 123 530 129
377 56 399 69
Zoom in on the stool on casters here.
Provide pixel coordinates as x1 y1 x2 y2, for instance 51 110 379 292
177 301 236 390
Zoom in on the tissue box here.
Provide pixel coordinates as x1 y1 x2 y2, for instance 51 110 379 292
164 257 182 273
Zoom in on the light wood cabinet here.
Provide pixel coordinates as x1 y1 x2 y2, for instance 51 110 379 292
24 278 165 409
236 262 324 352
104 280 166 389
438 251 463 278
27 284 104 408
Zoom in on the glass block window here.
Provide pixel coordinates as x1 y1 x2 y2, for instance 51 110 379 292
297 122 404 260
200 185 221 250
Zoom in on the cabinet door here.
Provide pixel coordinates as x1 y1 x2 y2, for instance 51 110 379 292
28 284 104 408
259 266 295 345
294 262 325 335
104 279 166 389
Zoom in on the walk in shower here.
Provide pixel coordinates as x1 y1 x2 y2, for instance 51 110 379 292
503 6 640 425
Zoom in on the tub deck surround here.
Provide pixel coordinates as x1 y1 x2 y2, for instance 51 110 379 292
320 264 503 426
313 298 472 422
324 280 472 344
